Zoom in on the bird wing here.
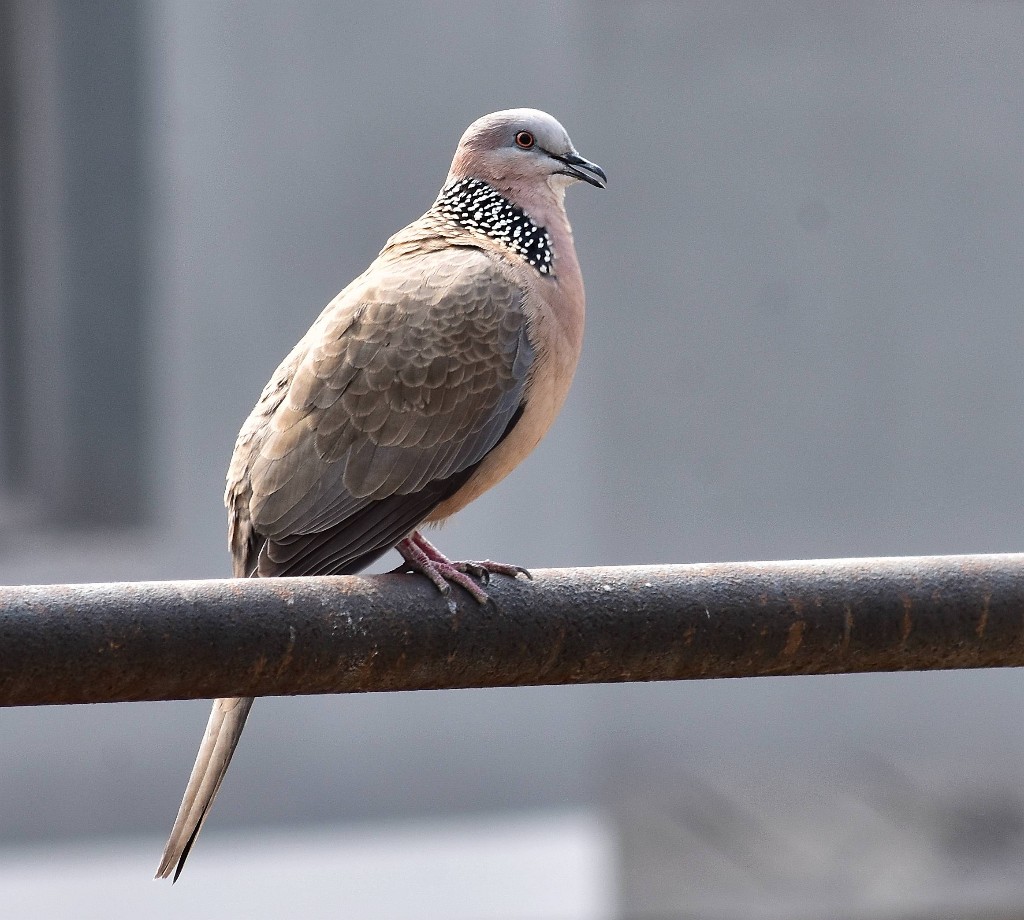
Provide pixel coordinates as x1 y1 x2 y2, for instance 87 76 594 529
228 245 534 577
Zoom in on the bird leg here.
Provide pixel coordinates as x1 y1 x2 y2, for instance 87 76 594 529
395 530 531 604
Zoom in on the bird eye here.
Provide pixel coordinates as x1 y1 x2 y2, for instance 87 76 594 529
515 131 535 150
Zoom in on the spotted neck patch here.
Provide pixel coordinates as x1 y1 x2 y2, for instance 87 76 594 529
433 177 554 275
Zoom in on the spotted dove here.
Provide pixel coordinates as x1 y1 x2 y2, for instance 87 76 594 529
156 108 605 880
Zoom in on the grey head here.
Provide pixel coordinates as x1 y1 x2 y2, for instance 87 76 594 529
448 108 606 192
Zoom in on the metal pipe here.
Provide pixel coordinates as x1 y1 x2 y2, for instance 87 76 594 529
1 553 1022 707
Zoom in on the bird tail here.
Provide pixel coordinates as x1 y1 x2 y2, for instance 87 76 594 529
155 696 254 881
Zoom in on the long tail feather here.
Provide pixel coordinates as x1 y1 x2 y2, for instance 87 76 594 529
155 696 254 881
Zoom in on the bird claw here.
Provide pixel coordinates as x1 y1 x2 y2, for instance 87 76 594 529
481 560 532 581
396 534 530 605
454 559 532 584
452 560 487 582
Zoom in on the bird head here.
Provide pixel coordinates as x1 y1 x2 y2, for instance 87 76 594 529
448 108 606 195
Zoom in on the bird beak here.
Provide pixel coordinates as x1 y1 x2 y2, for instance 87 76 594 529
551 151 607 189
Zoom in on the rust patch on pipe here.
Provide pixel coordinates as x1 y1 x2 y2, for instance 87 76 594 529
901 596 913 645
976 594 990 638
841 605 853 655
782 620 805 658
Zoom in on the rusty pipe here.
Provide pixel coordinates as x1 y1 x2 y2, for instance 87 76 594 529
1 554 1022 707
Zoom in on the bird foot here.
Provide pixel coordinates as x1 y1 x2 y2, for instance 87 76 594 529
395 531 531 605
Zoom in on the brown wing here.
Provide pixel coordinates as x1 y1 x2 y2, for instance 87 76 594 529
225 247 534 577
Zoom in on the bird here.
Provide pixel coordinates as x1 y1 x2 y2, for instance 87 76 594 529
155 108 605 881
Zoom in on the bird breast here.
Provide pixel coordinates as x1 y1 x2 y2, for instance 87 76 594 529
424 254 585 523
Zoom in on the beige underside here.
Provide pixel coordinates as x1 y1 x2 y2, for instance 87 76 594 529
425 319 577 522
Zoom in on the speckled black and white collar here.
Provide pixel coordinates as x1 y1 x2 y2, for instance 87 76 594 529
433 177 554 275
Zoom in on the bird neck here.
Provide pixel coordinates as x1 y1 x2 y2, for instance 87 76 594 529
431 176 573 278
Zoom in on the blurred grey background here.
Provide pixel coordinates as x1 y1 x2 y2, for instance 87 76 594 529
2 2 1024 917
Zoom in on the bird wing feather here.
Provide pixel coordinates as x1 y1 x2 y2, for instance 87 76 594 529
226 246 534 578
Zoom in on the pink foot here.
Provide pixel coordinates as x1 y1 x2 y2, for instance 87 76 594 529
395 531 531 605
